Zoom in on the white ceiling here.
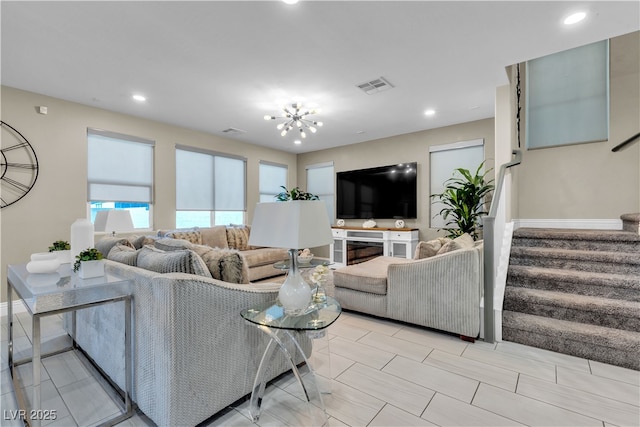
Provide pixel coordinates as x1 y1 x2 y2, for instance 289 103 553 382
2 1 638 153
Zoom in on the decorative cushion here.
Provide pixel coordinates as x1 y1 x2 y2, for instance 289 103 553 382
107 244 139 266
413 237 451 259
165 230 202 245
136 245 212 278
200 226 229 249
190 244 250 284
226 225 251 251
95 237 135 259
154 237 194 251
129 235 158 249
438 233 475 254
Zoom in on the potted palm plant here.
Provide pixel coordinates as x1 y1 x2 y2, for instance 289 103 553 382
73 248 105 278
431 162 494 240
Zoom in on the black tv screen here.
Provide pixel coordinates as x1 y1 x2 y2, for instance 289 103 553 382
337 162 417 219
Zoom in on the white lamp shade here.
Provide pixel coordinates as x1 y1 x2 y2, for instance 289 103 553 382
249 200 333 249
94 210 134 234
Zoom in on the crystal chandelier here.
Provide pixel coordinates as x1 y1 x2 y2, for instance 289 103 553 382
264 103 323 138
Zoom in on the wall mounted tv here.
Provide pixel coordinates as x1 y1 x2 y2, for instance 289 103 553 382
336 162 417 219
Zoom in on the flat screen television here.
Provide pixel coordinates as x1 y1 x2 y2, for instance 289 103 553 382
336 162 417 219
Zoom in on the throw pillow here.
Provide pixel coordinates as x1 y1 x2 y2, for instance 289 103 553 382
165 230 202 245
154 237 194 251
190 244 250 284
95 237 135 259
438 233 475 254
200 226 229 249
107 244 139 266
226 225 251 251
137 245 212 278
414 238 449 259
129 235 158 249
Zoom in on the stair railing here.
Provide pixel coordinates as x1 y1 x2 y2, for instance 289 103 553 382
611 132 640 152
482 149 522 342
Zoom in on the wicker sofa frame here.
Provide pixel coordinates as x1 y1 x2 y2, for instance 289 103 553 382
334 244 483 339
67 260 307 426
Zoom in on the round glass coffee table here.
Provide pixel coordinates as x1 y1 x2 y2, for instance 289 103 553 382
241 297 341 425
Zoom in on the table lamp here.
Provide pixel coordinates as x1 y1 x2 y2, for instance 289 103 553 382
94 209 134 237
249 200 333 315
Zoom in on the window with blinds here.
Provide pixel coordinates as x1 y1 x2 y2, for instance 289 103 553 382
175 146 246 227
526 39 609 149
259 161 288 202
306 162 335 224
87 129 154 229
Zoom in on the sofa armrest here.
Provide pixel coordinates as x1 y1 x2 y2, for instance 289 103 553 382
386 247 482 337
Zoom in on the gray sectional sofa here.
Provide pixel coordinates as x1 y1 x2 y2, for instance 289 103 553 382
69 234 307 426
334 234 483 339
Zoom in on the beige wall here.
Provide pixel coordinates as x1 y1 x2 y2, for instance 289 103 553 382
515 31 640 219
297 118 496 243
0 86 296 302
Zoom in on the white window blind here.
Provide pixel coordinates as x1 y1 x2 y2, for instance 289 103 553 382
307 162 335 223
87 129 154 203
259 161 287 202
430 139 484 229
176 146 246 211
526 39 609 149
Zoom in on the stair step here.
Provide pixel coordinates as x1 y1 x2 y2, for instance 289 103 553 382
507 265 640 301
504 287 640 332
509 246 640 274
502 311 640 370
513 228 640 252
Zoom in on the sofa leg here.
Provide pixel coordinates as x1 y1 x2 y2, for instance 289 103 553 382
459 335 475 343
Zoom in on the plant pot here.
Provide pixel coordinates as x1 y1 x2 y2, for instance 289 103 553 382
78 260 105 279
53 249 71 264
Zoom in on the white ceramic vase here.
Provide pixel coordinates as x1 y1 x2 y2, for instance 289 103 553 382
71 218 94 262
278 251 312 315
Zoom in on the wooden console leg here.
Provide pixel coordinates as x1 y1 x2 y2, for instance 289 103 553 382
459 335 475 343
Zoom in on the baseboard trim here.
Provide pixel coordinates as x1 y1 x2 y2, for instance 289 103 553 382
514 219 623 230
0 300 27 317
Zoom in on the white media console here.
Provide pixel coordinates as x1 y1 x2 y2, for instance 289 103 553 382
330 226 419 268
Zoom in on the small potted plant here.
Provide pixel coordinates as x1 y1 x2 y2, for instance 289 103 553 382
48 240 71 264
73 248 105 278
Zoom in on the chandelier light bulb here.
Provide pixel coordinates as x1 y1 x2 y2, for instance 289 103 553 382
265 102 322 138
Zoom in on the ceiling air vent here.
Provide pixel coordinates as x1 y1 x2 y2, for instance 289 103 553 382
356 77 394 95
222 127 246 135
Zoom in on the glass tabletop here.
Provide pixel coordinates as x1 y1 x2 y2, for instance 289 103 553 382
7 263 131 315
273 258 332 270
241 296 341 331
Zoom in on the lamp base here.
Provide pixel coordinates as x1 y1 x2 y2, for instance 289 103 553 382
278 250 312 315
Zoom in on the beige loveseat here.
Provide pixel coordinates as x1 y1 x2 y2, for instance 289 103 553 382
68 246 309 426
158 226 288 282
333 234 483 339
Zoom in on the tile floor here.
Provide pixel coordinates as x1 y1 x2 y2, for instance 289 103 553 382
1 310 639 426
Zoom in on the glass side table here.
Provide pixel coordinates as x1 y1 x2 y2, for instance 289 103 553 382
241 297 341 426
6 263 134 427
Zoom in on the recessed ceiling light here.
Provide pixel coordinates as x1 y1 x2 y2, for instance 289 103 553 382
564 12 586 25
424 109 436 116
132 94 146 102
283 0 298 4
294 140 302 145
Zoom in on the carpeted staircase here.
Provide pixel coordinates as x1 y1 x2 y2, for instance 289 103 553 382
502 226 640 370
